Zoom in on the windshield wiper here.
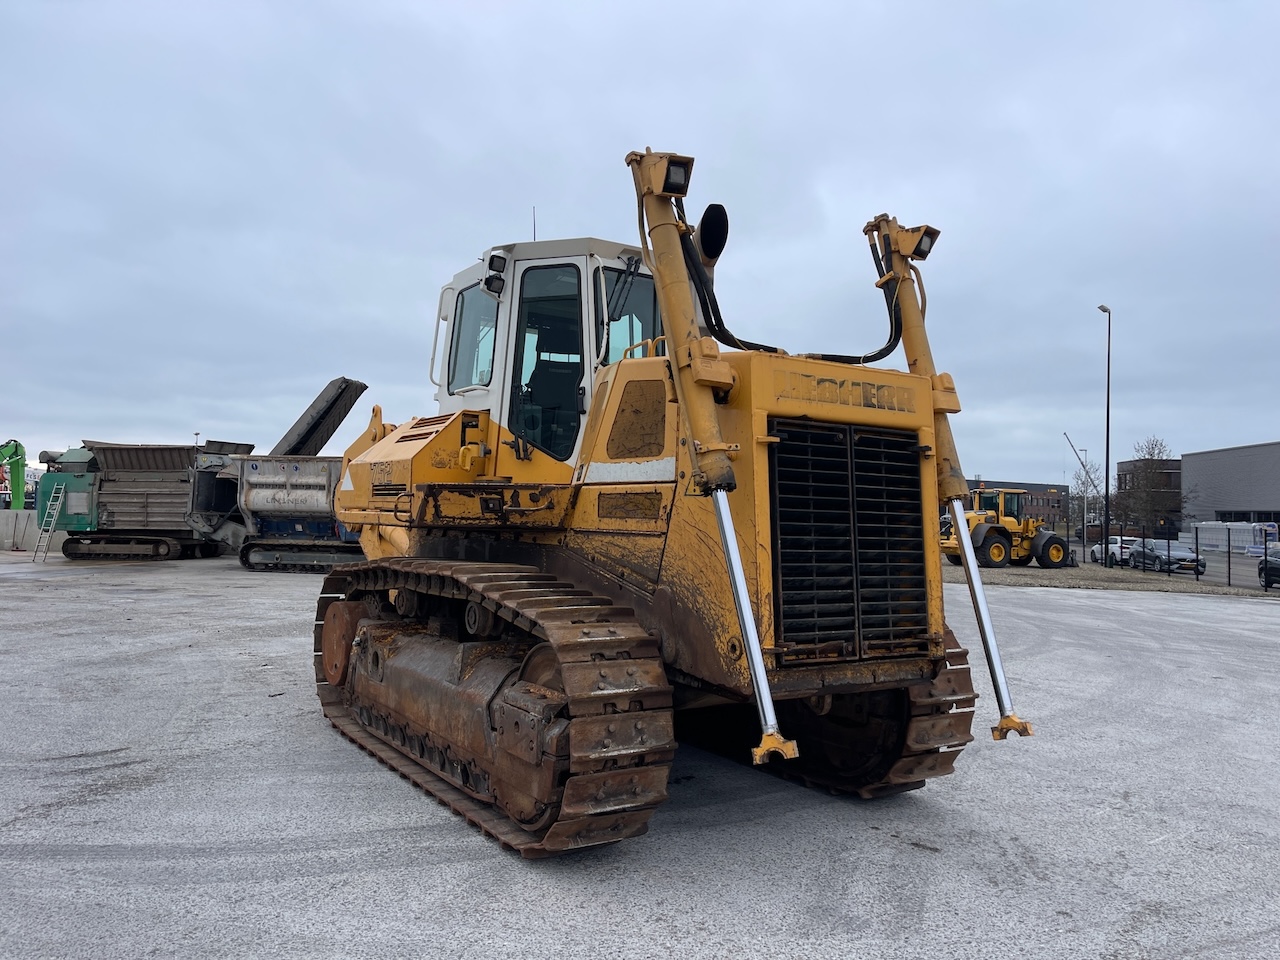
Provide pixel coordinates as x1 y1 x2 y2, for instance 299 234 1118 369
607 256 641 325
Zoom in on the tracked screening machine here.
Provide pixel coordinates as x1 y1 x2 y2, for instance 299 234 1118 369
313 149 1031 856
186 377 368 572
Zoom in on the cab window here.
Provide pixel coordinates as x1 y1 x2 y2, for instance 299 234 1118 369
448 284 497 393
1002 493 1022 521
509 264 583 461
593 264 661 364
977 491 1000 513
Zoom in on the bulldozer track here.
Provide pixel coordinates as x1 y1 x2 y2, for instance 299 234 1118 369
314 558 675 858
776 629 976 799
314 560 973 853
671 629 976 800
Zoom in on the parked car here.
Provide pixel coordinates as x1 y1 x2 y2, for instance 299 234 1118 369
1089 535 1137 566
1130 538 1206 575
1259 544 1280 589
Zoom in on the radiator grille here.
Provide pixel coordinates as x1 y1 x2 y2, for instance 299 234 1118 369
769 419 929 664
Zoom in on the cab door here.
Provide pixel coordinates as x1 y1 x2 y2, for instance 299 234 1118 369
494 258 588 479
439 265 504 422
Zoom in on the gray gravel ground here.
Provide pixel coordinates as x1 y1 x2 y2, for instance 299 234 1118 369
1 553 1277 959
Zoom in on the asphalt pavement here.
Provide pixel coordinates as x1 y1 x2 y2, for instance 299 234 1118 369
1 553 1277 959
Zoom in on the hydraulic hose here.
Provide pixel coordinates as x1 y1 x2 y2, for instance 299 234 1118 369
680 231 778 353
679 213 905 365
808 233 904 364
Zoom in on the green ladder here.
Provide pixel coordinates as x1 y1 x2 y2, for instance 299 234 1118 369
33 482 65 562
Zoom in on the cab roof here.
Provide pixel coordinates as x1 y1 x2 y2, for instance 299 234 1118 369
484 237 646 263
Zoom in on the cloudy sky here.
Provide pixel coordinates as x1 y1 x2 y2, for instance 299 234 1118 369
3 1 1276 489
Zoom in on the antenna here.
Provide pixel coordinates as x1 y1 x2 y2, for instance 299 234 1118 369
532 206 537 241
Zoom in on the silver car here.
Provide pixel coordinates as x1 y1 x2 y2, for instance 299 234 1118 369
1130 538 1206 574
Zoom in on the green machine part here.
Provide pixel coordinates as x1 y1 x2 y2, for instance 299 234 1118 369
1 439 26 510
37 450 97 532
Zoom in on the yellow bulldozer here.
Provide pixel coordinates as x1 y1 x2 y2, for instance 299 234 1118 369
313 149 1031 857
940 487 1068 568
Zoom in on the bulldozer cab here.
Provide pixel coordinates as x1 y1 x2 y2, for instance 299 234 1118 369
435 239 659 469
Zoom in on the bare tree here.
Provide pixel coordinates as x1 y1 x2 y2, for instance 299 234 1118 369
1113 436 1183 535
1070 457 1104 538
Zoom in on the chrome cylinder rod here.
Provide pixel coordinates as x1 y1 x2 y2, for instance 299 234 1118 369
949 497 1033 740
711 489 799 763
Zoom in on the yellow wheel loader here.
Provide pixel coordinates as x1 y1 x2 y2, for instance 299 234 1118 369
313 149 1031 857
940 487 1068 569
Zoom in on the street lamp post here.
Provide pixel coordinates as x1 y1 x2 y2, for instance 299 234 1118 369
1097 304 1112 564
1080 447 1088 546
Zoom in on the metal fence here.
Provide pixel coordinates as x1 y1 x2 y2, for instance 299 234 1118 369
1079 525 1276 591
1199 526 1278 591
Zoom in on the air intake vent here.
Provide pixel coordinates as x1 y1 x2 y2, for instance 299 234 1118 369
397 414 454 443
372 483 408 498
769 419 929 664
